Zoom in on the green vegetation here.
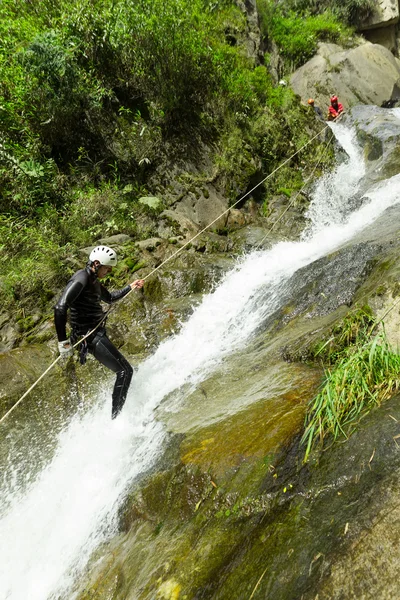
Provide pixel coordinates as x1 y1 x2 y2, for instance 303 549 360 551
0 0 352 321
257 0 355 72
283 0 375 28
302 310 400 461
307 306 375 365
335 0 375 27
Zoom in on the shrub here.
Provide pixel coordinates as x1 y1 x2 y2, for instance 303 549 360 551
106 0 229 132
257 0 353 70
270 0 375 28
0 211 68 309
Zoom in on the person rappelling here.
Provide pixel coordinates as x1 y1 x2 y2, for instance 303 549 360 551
54 246 144 419
327 95 344 121
307 98 324 120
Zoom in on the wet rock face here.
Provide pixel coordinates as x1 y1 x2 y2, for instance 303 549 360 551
350 105 400 184
0 346 55 414
76 359 322 600
225 391 400 600
259 242 380 340
300 393 400 600
76 384 400 600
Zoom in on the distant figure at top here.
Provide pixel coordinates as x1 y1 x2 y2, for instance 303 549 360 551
327 95 344 121
308 98 323 120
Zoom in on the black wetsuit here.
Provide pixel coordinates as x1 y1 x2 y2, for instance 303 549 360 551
54 266 133 418
314 105 324 120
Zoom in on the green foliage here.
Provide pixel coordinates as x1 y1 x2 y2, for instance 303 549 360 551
0 211 69 309
280 0 375 27
302 312 400 461
0 179 160 311
224 65 274 117
215 82 334 205
60 182 159 246
257 0 353 70
109 0 228 130
308 307 375 365
0 0 248 212
18 29 111 158
274 12 342 67
138 196 163 212
0 150 65 216
336 0 375 27
0 0 339 323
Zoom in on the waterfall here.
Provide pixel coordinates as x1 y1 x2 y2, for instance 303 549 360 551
304 122 366 230
1 119 400 600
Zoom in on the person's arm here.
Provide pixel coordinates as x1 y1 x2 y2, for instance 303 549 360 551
327 106 335 121
54 279 85 340
100 279 144 304
100 283 130 304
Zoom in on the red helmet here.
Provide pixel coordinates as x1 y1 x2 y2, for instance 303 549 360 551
331 95 338 103
308 98 315 105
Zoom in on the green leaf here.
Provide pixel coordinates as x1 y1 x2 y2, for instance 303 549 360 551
138 196 162 210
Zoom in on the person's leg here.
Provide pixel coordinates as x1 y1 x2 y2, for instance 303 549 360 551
89 332 133 418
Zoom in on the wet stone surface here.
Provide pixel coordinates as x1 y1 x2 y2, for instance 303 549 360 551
76 386 400 600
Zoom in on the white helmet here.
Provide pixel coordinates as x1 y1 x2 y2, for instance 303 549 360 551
89 245 117 266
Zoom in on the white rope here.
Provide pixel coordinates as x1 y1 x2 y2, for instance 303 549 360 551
0 120 332 425
254 125 335 249
0 356 62 424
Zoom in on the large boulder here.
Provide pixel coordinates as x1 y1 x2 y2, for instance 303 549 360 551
350 105 400 184
359 0 399 31
290 41 400 114
165 184 230 233
358 0 399 54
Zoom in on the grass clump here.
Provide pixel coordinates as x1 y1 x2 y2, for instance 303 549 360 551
257 0 354 72
302 311 400 461
308 306 375 365
280 0 375 28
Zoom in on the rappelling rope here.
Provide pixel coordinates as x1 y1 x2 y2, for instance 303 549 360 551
254 125 336 249
0 120 334 425
255 111 346 249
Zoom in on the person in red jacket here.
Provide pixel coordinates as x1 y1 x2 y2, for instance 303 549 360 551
327 95 344 121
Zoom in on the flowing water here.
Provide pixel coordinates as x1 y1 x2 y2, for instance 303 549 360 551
1 118 400 599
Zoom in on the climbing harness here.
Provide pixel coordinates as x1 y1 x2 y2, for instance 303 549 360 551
0 118 337 425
